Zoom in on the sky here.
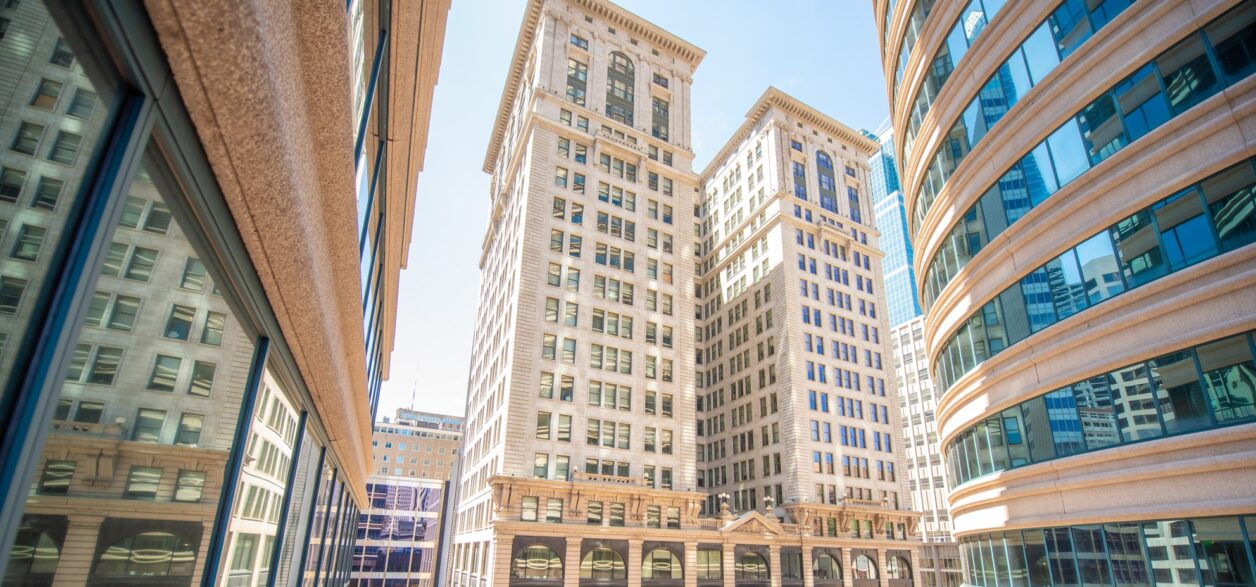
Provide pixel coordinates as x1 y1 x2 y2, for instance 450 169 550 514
378 0 890 419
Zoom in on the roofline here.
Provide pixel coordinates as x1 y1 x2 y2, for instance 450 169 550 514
700 86 880 183
482 0 706 174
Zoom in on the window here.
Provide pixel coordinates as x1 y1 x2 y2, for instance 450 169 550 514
142 202 172 234
30 79 61 109
31 176 62 210
0 167 25 202
642 548 681 579
12 122 43 155
49 38 74 67
124 246 157 281
736 552 769 580
852 555 878 580
147 355 182 391
545 498 563 523
652 97 669 141
124 466 162 500
605 52 634 125
164 304 196 339
67 89 96 119
570 34 589 50
37 460 74 495
132 408 166 443
521 496 538 521
202 311 226 345
10 224 46 261
697 550 722 580
886 556 911 580
174 413 203 446
512 545 563 580
814 553 841 580
567 59 587 106
181 258 208 291
581 547 626 579
188 361 216 397
47 131 82 164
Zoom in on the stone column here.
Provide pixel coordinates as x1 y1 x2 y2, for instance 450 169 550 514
801 546 815 587
843 549 855 587
628 539 643 587
53 513 107 587
683 541 698 587
491 533 515 587
564 538 583 587
722 544 736 587
769 545 783 587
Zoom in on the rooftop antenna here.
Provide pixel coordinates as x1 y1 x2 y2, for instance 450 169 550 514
409 366 418 411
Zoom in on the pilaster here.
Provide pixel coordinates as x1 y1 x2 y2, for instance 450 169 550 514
722 544 736 586
53 513 107 587
628 538 643 587
769 544 782 587
491 532 515 587
565 538 582 587
801 545 815 587
683 541 698 587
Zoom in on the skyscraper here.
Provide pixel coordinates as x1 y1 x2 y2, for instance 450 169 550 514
451 2 923 586
0 1 448 585
867 124 920 328
878 0 1256 585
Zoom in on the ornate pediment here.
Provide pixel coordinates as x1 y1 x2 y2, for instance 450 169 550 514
721 511 784 536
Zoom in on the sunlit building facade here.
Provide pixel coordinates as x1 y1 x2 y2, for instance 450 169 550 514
0 0 448 585
453 1 924 586
878 0 1256 585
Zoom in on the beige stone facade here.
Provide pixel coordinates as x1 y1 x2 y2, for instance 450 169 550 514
372 409 465 482
455 1 925 586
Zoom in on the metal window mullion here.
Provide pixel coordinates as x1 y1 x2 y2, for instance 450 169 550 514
0 90 150 576
292 446 327 586
266 410 308 587
202 337 271 587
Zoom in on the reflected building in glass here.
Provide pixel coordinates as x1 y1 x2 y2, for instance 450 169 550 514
351 409 462 587
878 0 1256 584
0 0 449 586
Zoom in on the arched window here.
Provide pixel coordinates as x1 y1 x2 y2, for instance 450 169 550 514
735 552 769 580
512 545 563 580
813 553 842 581
92 531 196 577
606 52 635 126
580 546 626 580
6 526 61 577
642 548 682 580
816 150 838 214
886 555 911 580
852 555 878 580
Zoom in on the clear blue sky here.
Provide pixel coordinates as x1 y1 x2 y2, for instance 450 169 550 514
379 0 889 419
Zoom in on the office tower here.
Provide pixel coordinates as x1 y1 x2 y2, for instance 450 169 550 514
877 0 1256 585
371 409 465 481
352 409 464 587
0 1 448 585
452 1 923 586
867 124 921 328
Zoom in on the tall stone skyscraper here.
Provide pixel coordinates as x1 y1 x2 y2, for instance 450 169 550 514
450 2 924 586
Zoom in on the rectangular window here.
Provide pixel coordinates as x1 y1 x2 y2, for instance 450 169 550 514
67 89 96 120
521 496 538 521
124 466 162 500
12 122 43 155
30 176 62 210
124 246 157 281
47 130 82 164
0 167 25 203
174 470 206 502
201 311 226 345
164 304 196 340
545 498 563 523
181 258 208 291
188 361 216 397
147 355 182 391
38 460 74 495
174 412 204 446
132 408 166 443
10 224 46 261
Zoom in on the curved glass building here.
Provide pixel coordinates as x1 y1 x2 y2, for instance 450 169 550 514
876 0 1256 585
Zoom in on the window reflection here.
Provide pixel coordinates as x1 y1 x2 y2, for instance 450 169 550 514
946 332 1256 488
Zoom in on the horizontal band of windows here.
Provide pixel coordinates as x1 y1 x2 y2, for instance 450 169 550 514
906 0 1135 211
931 156 1256 396
959 516 1256 587
945 329 1256 490
919 2 1256 311
892 0 936 108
